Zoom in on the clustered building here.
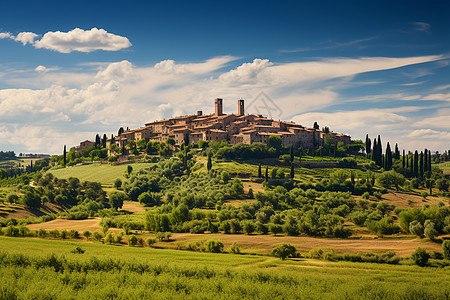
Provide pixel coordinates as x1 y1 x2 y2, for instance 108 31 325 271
106 98 351 151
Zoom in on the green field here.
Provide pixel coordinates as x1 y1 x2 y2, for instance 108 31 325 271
48 162 153 186
436 161 450 172
0 237 449 299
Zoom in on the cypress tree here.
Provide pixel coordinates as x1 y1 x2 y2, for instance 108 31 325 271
428 151 432 173
95 134 101 147
377 135 382 167
419 151 424 178
402 149 405 168
63 145 67 166
424 149 428 173
385 142 392 170
30 160 33 172
365 134 371 155
207 152 212 171
410 154 414 174
290 163 294 180
118 127 124 135
394 144 400 160
372 139 377 163
413 151 419 178
102 134 107 148
258 164 262 178
265 166 268 182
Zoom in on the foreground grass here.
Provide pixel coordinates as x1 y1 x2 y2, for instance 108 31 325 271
0 237 449 299
48 162 153 186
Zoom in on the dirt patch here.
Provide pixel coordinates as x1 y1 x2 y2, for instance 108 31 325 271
27 217 102 232
121 201 146 213
165 233 442 257
381 191 448 208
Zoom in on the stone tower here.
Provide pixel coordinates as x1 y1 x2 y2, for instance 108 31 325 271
238 99 245 116
215 98 223 116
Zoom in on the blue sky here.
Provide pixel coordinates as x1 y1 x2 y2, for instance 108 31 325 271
0 0 449 154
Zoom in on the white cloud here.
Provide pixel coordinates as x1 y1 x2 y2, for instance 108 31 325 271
422 93 450 101
34 28 131 53
14 32 38 45
408 129 450 140
0 54 448 153
0 32 13 39
34 65 59 73
219 59 273 86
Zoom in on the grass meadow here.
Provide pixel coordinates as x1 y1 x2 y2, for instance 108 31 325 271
0 237 449 299
48 162 153 186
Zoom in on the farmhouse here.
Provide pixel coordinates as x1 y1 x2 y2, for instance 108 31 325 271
107 98 351 151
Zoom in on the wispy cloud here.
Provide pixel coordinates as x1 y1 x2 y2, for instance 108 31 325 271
0 54 447 153
280 36 377 53
410 22 431 33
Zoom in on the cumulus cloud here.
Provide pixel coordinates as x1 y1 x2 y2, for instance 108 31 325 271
34 28 131 53
14 32 39 45
219 59 273 86
0 32 12 39
0 28 131 53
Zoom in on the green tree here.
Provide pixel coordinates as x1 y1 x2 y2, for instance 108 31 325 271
221 171 230 183
258 163 262 178
269 223 283 236
413 151 419 178
272 243 297 260
409 220 423 237
127 165 133 175
22 192 41 209
268 135 282 150
377 170 405 191
424 220 438 240
114 178 122 190
109 191 126 210
207 151 212 171
206 240 224 253
365 134 371 155
128 235 138 246
437 178 449 191
63 145 67 166
411 247 429 266
442 240 450 260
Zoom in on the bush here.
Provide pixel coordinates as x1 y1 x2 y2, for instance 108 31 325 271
146 238 157 247
443 240 450 260
409 220 424 237
128 235 138 246
206 240 224 253
272 243 297 260
231 242 240 254
424 220 438 240
411 247 429 267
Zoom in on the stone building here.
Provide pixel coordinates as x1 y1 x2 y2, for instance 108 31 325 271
107 98 351 151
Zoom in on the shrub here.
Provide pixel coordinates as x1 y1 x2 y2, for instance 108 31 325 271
93 231 103 241
409 220 424 237
128 235 138 246
272 243 297 260
205 240 224 253
411 248 429 267
83 230 92 239
443 240 450 260
424 220 438 240
373 192 382 200
146 238 156 247
361 192 370 200
231 242 240 254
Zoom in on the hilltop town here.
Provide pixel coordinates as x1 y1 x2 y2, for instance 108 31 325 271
102 98 350 154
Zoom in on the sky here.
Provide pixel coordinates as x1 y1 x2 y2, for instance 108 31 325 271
0 0 449 155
